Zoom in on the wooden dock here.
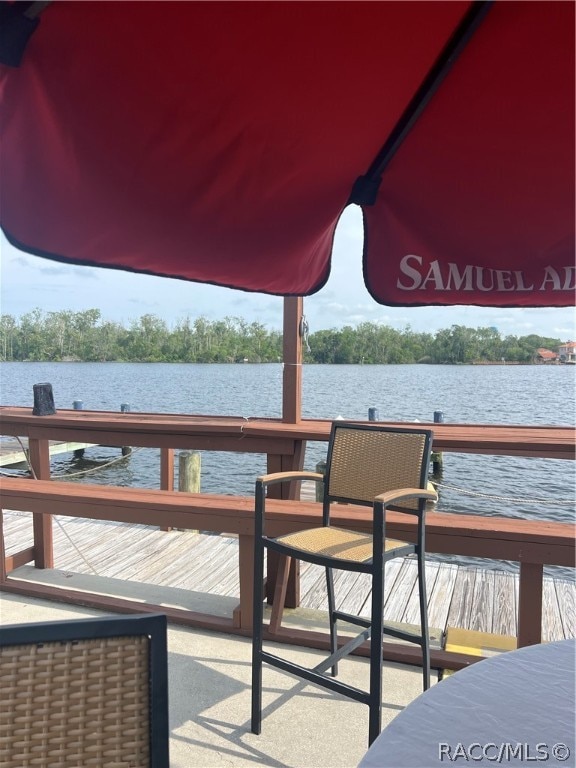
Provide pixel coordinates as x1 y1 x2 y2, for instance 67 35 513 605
2 509 573 643
0 438 97 467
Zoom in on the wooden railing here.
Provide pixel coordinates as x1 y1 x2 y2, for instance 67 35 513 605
0 406 574 668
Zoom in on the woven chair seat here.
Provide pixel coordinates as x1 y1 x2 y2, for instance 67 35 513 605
276 527 409 563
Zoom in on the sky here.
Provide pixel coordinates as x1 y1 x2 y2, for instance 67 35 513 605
1 206 575 340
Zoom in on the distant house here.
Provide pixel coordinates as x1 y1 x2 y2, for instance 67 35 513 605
534 348 558 364
558 341 576 364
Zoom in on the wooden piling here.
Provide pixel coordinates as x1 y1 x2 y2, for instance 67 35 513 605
179 451 201 494
120 404 132 456
431 410 444 475
315 460 326 502
73 401 85 458
179 451 201 532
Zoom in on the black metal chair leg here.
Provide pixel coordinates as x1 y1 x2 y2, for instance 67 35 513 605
326 566 338 676
417 550 430 691
368 560 384 746
251 538 265 734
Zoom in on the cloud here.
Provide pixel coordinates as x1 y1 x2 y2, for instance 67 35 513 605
2 227 575 339
6 254 30 268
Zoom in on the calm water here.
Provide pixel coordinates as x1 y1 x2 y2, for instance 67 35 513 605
1 362 574 576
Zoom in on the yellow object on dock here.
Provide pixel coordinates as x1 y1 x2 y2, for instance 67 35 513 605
442 627 517 678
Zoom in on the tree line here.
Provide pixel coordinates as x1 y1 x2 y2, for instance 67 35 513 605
0 309 563 365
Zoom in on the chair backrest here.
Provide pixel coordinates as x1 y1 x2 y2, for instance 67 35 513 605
0 613 169 768
324 423 433 513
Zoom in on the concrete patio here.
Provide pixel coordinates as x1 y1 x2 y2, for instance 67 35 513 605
0 590 432 768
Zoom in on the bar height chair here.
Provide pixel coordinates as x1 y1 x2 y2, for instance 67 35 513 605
251 422 435 746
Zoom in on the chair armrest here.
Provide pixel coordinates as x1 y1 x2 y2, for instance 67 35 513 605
256 471 324 488
374 487 438 509
254 472 324 533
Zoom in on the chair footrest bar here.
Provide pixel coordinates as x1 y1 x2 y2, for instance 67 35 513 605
259 650 370 706
313 628 372 674
333 610 371 629
384 623 424 644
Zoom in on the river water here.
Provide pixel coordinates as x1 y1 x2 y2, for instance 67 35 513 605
1 362 574 576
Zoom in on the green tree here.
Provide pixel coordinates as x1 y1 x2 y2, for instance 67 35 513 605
0 310 563 365
0 314 17 361
18 309 47 360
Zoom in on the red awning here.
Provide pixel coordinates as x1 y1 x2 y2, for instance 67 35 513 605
0 1 574 307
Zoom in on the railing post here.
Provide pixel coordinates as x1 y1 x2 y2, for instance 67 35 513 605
235 534 255 630
517 562 543 646
160 448 174 492
160 447 175 532
265 439 306 610
27 438 53 569
282 296 303 424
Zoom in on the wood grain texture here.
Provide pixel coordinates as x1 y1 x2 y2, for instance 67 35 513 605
1 511 573 641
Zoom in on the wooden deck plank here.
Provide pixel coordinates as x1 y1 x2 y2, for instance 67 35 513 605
300 567 350 612
555 578 576 639
382 559 405 609
1 512 573 642
401 561 440 626
125 532 222 584
193 538 242 592
446 566 477 630
47 518 145 572
137 534 213 583
147 535 232 587
468 568 495 633
427 562 460 632
491 569 517 636
297 563 326 609
116 533 236 593
56 524 162 577
542 576 565 643
384 559 417 624
297 561 321 601
338 572 374 617
2 512 33 554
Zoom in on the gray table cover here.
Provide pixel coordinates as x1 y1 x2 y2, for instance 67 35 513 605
359 639 575 768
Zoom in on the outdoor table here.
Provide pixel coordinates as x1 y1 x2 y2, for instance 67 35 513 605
358 639 575 767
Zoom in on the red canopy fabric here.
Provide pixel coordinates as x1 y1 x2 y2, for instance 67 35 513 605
0 1 574 306
364 1 575 307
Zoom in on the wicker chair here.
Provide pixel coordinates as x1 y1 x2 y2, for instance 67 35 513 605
0 612 169 768
251 422 436 746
